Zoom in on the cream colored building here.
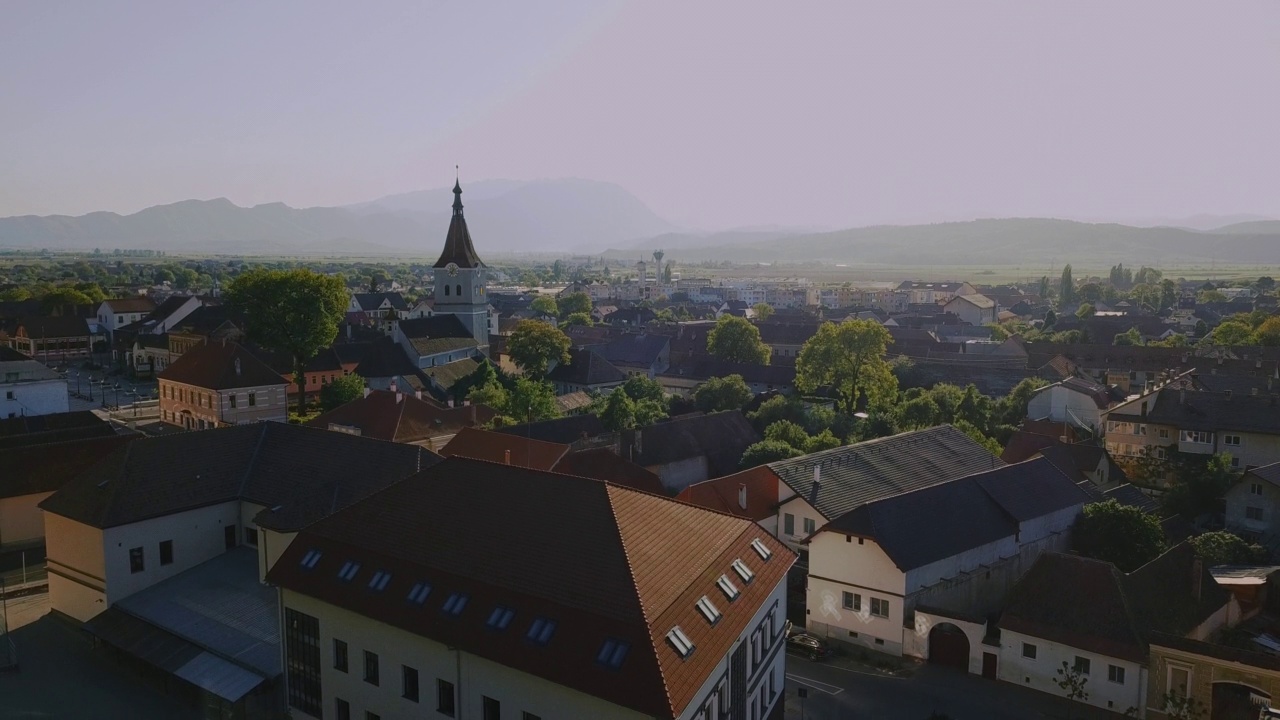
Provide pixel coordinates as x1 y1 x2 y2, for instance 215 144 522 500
157 340 289 429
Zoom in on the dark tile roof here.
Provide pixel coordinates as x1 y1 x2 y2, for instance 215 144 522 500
1247 462 1280 489
409 335 478 356
668 359 796 387
398 314 474 341
135 333 170 350
0 410 116 450
625 411 760 478
352 292 409 312
971 457 1091 522
104 297 156 313
441 426 570 470
306 390 494 444
432 189 485 269
422 357 480 392
770 425 1003 520
169 305 240 336
551 447 665 495
1108 387 1280 435
39 423 436 530
495 414 605 444
0 434 138 499
597 333 669 367
353 338 418 379
266 456 794 719
546 347 626 386
15 315 90 338
1102 484 1160 514
158 341 288 390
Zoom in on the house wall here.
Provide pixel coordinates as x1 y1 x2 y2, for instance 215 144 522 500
651 455 709 494
44 512 107 621
806 532 907 654
0 492 53 546
100 501 241 605
260 528 297 583
904 536 1020 595
903 611 989 674
159 380 287 428
998 629 1147 716
775 496 825 553
1 377 69 418
1027 387 1102 432
1146 643 1280 720
1225 477 1280 539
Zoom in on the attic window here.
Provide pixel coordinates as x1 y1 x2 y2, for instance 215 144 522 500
485 606 515 631
596 638 630 669
716 575 740 601
750 538 772 561
407 582 432 604
300 549 322 569
695 596 722 625
368 570 391 592
337 561 361 581
442 592 469 616
731 559 755 584
666 627 696 658
526 617 557 646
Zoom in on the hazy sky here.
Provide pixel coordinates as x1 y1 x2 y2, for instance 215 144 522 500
3 1 1278 230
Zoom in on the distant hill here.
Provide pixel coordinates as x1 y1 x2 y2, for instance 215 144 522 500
0 179 680 256
1209 220 1280 235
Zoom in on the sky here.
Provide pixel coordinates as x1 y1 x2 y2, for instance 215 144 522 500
3 0 1279 231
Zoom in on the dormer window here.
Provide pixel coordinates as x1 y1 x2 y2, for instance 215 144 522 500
442 592 469 616
596 638 630 669
527 617 557 646
407 582 432 604
750 538 772 561
716 574 740 601
732 559 755 584
368 570 391 592
337 561 361 581
485 606 515 631
300 549 322 569
695 596 721 625
666 626 695 658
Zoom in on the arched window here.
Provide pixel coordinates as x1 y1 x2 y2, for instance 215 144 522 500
444 285 450 296
456 284 462 297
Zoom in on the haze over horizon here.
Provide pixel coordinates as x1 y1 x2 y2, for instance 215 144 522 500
4 1 1279 231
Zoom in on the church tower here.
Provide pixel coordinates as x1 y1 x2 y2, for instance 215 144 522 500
433 179 489 346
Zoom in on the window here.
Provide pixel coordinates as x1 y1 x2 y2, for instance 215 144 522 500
596 638 630 669
1022 643 1037 659
1180 430 1213 444
870 597 889 618
716 574 740 601
248 392 256 406
526 617 557 645
224 524 237 550
1232 456 1242 469
1159 428 1170 439
842 591 862 611
244 527 258 547
486 606 515 630
456 284 462 297
437 679 456 717
696 596 721 625
402 665 419 702
1225 434 1242 446
783 513 794 536
363 650 379 685
300 549 322 569
483 696 500 720
368 570 391 591
284 609 322 717
333 639 348 672
1168 665 1191 699
442 592 469 616
751 538 772 561
667 626 695 658
407 582 432 604
1074 656 1091 675
129 546 144 573
159 540 173 566
1247 506 1264 521
803 517 816 535
338 561 361 582
1135 424 1147 436
1108 664 1125 684
229 394 237 408
445 285 450 296
334 698 350 720
1252 483 1264 496
732 559 755 584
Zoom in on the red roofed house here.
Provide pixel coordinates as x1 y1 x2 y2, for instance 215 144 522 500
158 341 289 429
306 389 495 451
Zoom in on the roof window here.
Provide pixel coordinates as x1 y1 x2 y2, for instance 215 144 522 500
750 538 772 561
407 582 432 604
300 549 322 569
666 626 695 658
731 559 755 584
442 592 469 616
337 561 361 582
695 596 722 625
485 606 515 631
596 638 630 669
368 570 391 592
716 574 740 601
527 617 557 646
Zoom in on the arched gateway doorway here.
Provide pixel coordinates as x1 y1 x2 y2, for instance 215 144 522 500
928 622 970 671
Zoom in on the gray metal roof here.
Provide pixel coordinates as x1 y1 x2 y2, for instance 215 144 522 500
771 425 1004 519
174 652 265 703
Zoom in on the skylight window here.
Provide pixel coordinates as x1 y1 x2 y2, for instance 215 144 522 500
716 575 740 601
300 549 322 569
407 582 432 605
695 596 722 625
731 559 755 584
368 570 391 592
596 638 630 669
666 626 695 658
751 538 772 561
442 592 469 616
527 617 557 646
337 561 361 581
486 606 515 630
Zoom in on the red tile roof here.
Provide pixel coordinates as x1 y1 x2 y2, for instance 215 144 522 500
157 340 288 390
551 447 665 496
676 465 781 522
440 426 570 471
104 297 157 313
306 390 494 444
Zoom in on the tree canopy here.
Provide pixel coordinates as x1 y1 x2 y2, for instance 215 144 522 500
530 295 558 317
1073 500 1166 572
318 373 365 412
694 374 754 413
707 316 771 365
752 303 774 321
795 319 897 414
558 292 592 319
507 320 571 378
1190 531 1267 567
739 440 803 469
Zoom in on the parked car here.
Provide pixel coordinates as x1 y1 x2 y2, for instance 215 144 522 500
784 621 832 660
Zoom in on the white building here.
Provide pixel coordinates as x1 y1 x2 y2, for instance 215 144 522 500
0 347 68 418
96 297 156 342
269 455 794 720
1026 377 1115 433
943 293 998 326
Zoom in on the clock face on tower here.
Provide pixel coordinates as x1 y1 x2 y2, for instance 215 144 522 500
446 263 459 277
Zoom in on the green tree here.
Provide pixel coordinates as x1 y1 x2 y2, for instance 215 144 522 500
621 375 665 404
1160 279 1179 310
764 420 811 450
1196 289 1227 304
1043 309 1057 330
634 398 669 427
1075 303 1095 319
740 440 803 469
174 267 200 290
898 396 940 429
530 295 559 317
694 374 754 413
319 373 366 411
600 390 637 432
1113 327 1143 346
507 320 571 378
506 378 560 423
1054 661 1090 720
956 385 993 432
805 429 842 453
40 287 93 312
1073 500 1166 572
1163 453 1238 521
1059 265 1076 306
468 379 509 412
558 292 592 319
752 303 775 321
1194 319 1209 338
1255 316 1280 346
562 312 593 327
707 316 772 365
1205 320 1253 346
953 420 1003 456
1256 276 1276 291
1190 531 1267 567
225 268 348 412
1039 275 1051 300
994 378 1048 427
795 319 897 414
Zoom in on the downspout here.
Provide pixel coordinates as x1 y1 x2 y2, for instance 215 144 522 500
455 647 463 719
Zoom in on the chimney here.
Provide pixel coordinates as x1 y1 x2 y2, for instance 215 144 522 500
414 390 422 400
396 392 403 404
362 387 371 399
808 466 822 505
1192 556 1203 602
504 449 511 465
738 484 748 511
234 358 241 376
390 381 398 393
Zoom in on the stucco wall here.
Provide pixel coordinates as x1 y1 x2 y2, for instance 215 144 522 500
1027 387 1102 431
1 377 68 418
260 528 297 583
0 492 53 546
44 512 107 621
1000 630 1148 716
101 501 241 604
1226 478 1280 537
806 532 907 654
776 497 827 552
653 455 709 494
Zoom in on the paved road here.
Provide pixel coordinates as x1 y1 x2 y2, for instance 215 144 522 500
782 652 1128 720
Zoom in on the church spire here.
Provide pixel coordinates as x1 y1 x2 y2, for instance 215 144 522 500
433 171 485 269
452 165 463 216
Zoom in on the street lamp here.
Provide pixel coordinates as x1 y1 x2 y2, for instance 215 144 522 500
87 376 95 401
111 382 121 409
73 371 81 397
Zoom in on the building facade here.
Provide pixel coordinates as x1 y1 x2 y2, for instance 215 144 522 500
431 181 490 348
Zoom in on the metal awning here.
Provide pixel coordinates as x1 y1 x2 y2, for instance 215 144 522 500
174 651 264 703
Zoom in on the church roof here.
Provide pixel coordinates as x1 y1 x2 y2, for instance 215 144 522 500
433 180 486 270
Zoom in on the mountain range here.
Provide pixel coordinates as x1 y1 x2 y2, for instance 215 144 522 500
2 180 1279 266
